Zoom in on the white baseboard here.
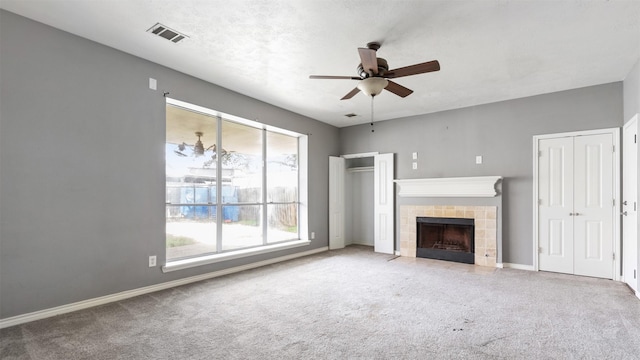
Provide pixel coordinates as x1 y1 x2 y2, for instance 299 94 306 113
501 263 535 271
0 246 328 329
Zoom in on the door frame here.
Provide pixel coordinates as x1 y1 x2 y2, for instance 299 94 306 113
533 127 620 280
329 152 395 254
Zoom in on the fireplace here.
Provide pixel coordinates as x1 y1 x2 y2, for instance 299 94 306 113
399 205 498 267
416 217 475 264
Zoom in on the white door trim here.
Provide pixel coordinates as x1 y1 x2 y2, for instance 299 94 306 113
533 127 620 280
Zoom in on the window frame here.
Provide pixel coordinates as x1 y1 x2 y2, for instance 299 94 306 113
163 98 309 271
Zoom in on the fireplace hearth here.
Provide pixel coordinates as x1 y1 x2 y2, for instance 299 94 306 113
416 217 475 264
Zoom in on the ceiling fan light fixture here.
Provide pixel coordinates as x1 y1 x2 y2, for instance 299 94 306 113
357 77 389 97
193 132 205 156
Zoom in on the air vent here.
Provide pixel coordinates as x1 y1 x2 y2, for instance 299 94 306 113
344 113 358 118
147 23 188 43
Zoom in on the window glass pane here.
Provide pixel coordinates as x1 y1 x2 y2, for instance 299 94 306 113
221 120 263 203
166 104 218 260
222 205 262 250
267 204 298 243
267 131 298 203
166 205 217 261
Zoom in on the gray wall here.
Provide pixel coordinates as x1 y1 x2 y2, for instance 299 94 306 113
0 11 339 319
347 170 374 246
340 83 623 265
624 58 640 122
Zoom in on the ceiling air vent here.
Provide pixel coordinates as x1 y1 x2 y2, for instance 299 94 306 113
147 23 188 43
344 113 358 118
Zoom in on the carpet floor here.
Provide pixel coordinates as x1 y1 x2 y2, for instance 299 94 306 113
2 245 640 359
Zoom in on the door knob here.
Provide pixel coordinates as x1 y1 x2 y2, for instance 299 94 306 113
623 200 628 206
622 211 628 216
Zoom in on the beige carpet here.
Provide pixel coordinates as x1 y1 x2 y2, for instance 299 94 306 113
2 245 640 359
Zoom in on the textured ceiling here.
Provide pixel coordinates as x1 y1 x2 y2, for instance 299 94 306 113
1 0 639 127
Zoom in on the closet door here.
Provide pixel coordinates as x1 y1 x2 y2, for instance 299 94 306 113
623 116 638 292
329 156 345 249
538 137 575 274
374 153 394 254
573 134 614 278
536 132 616 279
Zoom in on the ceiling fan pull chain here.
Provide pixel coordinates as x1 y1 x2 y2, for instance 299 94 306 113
370 96 375 133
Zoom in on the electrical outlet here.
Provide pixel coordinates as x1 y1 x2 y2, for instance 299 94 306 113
475 155 483 164
311 231 315 239
148 255 157 267
412 162 418 170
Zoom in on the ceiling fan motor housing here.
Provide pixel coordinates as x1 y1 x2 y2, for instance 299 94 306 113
358 58 388 78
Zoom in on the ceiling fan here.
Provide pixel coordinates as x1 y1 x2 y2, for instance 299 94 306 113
309 42 440 100
174 132 215 157
174 131 233 168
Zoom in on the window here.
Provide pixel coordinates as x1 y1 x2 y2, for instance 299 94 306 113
165 99 301 262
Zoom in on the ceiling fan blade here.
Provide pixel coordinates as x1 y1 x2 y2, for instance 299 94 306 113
310 75 361 80
385 60 440 79
358 47 378 75
341 87 361 100
385 80 413 98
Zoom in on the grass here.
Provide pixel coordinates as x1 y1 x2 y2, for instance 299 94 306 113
166 234 196 247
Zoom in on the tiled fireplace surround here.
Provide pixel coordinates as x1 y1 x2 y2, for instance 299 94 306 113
399 205 497 267
395 176 502 267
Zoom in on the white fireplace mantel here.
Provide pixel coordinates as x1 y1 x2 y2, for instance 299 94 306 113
394 176 502 197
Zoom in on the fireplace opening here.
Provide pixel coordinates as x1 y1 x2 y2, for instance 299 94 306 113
416 217 475 264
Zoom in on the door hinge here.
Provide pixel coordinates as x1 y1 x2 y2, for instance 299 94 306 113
634 269 637 279
538 150 542 157
539 247 543 254
612 145 615 153
635 134 637 144
613 199 615 207
635 202 637 211
538 199 542 205
612 253 615 260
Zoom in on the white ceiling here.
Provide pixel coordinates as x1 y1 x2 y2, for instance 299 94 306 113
1 0 639 128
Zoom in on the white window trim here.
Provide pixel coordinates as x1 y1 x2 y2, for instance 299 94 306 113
162 239 311 273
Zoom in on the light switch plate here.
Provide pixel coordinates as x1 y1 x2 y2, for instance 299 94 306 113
475 155 483 164
412 152 418 160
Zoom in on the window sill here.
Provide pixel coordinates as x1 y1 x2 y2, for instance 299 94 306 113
161 239 311 273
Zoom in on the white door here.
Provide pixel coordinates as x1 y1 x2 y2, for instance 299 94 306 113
538 137 574 274
374 153 394 254
624 116 638 292
537 133 615 279
329 156 345 250
573 134 614 278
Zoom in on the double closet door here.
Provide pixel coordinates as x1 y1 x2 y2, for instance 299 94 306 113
537 131 616 279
